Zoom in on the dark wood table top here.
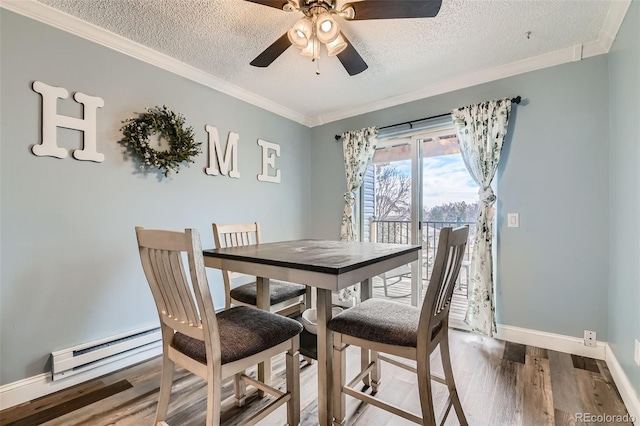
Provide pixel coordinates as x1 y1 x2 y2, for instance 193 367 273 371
203 239 420 275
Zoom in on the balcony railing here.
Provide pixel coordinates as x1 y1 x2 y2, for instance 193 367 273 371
369 218 476 279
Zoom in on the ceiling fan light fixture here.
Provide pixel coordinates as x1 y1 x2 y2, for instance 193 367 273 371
316 13 339 44
336 5 355 20
282 0 299 12
326 33 347 56
300 37 320 59
287 18 313 48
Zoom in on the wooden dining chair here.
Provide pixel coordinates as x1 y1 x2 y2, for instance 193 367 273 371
136 227 302 426
328 226 470 426
212 222 311 317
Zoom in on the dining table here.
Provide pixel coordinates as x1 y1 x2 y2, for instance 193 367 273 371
203 239 420 426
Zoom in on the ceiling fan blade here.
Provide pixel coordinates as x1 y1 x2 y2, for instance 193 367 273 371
343 0 442 20
243 0 291 10
250 33 292 67
336 34 368 76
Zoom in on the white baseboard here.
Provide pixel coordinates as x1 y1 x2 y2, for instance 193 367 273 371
0 346 161 411
495 324 607 359
606 344 640 422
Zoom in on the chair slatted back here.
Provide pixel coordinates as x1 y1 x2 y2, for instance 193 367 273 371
214 222 261 248
136 227 219 345
212 222 262 308
419 226 469 342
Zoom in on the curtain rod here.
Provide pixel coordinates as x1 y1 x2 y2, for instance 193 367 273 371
334 96 522 141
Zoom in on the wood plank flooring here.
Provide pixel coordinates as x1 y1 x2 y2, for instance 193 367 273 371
1 329 633 426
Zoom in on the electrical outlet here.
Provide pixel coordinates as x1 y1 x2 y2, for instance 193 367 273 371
584 330 597 347
635 339 640 366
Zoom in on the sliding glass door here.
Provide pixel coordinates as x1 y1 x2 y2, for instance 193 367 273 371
362 124 477 320
362 134 423 306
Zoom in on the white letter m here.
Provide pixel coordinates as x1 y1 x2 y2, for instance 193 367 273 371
204 125 240 178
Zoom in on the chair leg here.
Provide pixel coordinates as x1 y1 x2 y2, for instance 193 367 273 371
286 344 301 426
304 286 312 311
378 276 410 298
332 333 347 426
234 372 247 407
382 276 390 297
206 371 222 426
370 350 381 393
440 334 468 425
361 346 370 387
257 357 272 398
417 354 437 426
154 350 175 424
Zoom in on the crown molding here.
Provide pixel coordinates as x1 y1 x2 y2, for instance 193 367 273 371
600 0 632 51
309 0 632 127
0 0 312 127
1 0 631 129
309 45 584 126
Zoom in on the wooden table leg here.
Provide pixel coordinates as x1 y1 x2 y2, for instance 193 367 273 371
359 278 373 388
317 288 333 426
360 277 372 301
256 276 271 397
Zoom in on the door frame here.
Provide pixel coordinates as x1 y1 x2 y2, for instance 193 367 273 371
369 124 461 306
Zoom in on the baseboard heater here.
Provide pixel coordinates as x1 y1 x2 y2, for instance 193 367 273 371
51 325 162 381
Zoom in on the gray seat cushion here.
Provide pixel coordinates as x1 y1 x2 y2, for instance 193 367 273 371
328 299 439 348
231 281 307 306
171 306 303 365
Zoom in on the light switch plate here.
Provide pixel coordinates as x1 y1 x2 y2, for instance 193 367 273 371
507 213 520 228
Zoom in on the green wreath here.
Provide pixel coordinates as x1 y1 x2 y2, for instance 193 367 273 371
119 105 201 176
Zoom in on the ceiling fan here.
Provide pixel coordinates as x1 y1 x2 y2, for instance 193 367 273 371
246 0 442 76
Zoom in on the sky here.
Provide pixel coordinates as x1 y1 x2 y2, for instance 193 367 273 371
389 154 479 208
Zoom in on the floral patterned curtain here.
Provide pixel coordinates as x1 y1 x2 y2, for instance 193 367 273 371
452 99 511 336
338 126 378 301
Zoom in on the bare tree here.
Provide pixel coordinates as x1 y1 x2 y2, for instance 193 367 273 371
375 165 411 220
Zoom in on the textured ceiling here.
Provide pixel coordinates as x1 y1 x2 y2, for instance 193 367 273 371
35 0 613 124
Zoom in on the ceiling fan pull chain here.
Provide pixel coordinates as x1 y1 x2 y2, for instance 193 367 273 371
316 56 320 75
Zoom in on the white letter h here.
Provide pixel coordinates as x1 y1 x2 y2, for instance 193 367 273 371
32 81 105 162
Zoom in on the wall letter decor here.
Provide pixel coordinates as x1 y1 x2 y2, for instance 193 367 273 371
204 125 240 178
31 81 105 162
257 139 281 184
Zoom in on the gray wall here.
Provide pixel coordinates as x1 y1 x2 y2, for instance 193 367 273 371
608 0 640 397
310 56 611 340
0 10 311 385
